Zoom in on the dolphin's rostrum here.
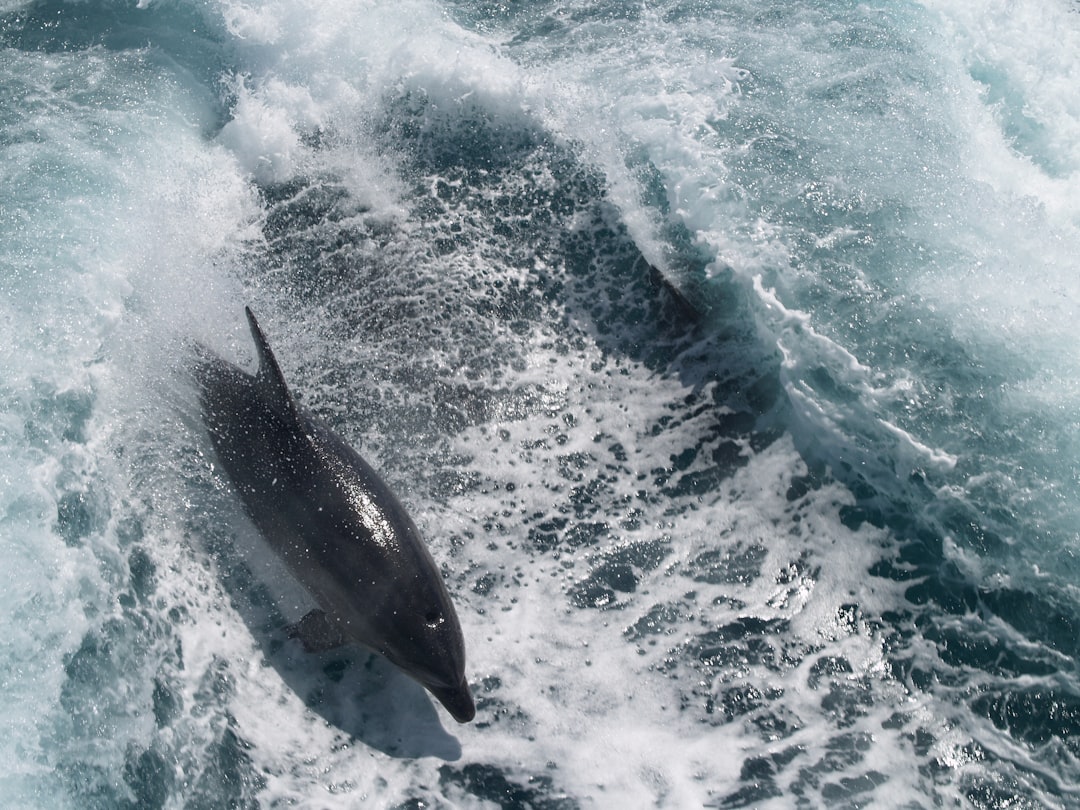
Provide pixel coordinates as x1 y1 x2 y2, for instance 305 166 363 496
196 307 475 723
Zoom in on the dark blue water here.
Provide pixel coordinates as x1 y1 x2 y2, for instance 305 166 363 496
2 0 1079 806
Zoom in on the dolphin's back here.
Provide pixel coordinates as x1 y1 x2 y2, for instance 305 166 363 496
195 308 474 723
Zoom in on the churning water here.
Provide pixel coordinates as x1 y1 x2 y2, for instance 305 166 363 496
2 0 1080 806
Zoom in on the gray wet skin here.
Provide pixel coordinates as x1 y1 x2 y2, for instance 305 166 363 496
196 307 475 723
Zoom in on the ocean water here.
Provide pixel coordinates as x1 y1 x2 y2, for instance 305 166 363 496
2 0 1079 806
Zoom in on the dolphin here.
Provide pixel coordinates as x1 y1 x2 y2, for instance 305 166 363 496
195 307 475 723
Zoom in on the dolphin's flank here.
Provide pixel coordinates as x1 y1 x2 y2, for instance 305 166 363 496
195 307 475 723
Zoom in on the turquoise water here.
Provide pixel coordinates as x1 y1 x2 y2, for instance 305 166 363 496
2 0 1079 806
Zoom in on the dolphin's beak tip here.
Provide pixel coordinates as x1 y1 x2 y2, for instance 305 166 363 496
431 678 476 723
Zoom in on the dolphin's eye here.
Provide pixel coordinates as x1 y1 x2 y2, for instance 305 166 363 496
424 610 442 628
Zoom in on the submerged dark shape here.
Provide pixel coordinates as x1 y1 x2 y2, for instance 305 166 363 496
195 307 475 723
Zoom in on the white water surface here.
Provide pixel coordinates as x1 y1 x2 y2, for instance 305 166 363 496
2 0 1080 807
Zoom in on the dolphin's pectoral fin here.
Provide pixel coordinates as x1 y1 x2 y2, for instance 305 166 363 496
287 609 346 652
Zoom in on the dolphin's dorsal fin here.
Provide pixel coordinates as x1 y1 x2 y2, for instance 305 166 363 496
245 307 299 420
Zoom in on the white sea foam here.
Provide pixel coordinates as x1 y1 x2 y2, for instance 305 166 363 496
4 0 1080 806
903 2 1080 360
